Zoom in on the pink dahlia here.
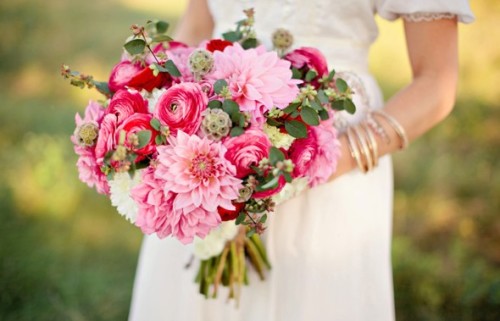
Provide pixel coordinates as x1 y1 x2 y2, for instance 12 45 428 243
154 131 242 243
209 43 300 117
288 122 341 187
74 145 110 195
132 166 177 238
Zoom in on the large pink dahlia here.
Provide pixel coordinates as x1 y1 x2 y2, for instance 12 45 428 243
209 43 300 117
154 131 242 243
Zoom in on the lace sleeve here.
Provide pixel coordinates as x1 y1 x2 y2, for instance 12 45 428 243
400 12 457 22
375 0 475 24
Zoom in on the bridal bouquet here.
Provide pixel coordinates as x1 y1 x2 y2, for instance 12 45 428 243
63 9 355 303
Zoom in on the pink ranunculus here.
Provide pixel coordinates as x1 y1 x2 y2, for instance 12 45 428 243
106 89 149 124
74 145 110 195
116 113 157 158
108 61 143 93
223 129 272 178
154 82 207 136
95 114 118 166
209 43 300 119
284 47 329 77
288 122 341 187
153 131 242 243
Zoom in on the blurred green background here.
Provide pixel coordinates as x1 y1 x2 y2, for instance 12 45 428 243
0 0 498 320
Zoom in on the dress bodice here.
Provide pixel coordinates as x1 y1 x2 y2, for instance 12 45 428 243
207 0 474 74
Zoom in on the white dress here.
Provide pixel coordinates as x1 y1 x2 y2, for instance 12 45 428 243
128 1 474 320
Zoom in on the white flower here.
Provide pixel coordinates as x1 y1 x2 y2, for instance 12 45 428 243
272 177 309 205
263 123 295 149
109 171 142 223
193 221 239 260
144 88 167 113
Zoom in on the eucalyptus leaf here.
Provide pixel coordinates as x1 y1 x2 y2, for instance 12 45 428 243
155 20 169 34
318 109 330 121
300 106 320 126
231 111 243 124
266 118 282 127
214 79 228 94
150 118 161 131
317 90 329 104
155 135 165 145
336 78 348 93
291 68 303 79
260 213 268 223
94 81 111 96
327 69 336 81
208 100 222 109
165 60 181 77
305 69 318 82
284 120 307 138
310 99 323 111
124 38 146 55
246 229 256 238
152 34 173 43
331 100 345 111
269 147 285 164
283 172 293 183
223 99 239 116
283 102 300 114
136 130 152 149
222 31 243 42
250 165 263 176
242 38 258 49
235 212 246 225
238 113 246 127
257 175 280 191
344 98 356 114
230 126 244 137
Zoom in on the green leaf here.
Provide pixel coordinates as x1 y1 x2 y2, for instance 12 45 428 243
222 31 243 42
331 100 345 111
300 106 320 126
283 172 293 183
305 69 318 82
318 109 330 121
327 69 336 81
257 175 280 191
124 38 146 55
152 34 173 43
164 60 181 77
344 98 356 114
235 212 246 225
283 102 300 114
208 100 222 109
214 79 228 94
238 113 246 127
241 38 258 49
231 111 243 124
336 78 348 93
250 165 263 176
223 99 239 116
155 20 169 34
94 81 111 96
230 126 244 137
246 229 256 238
260 213 268 223
284 120 307 138
266 118 282 127
269 147 285 164
150 118 161 131
310 98 323 111
155 135 165 145
317 90 329 104
291 68 303 79
136 130 152 149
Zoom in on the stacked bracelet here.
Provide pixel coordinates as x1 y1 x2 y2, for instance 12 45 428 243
345 109 408 174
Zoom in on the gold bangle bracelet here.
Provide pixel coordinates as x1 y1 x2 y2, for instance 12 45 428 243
346 127 366 173
352 125 373 172
361 122 379 168
372 110 409 150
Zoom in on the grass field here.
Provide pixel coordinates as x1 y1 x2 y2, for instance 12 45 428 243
0 0 499 320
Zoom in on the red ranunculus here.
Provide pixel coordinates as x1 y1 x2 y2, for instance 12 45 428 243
108 61 142 93
107 89 149 124
127 66 170 92
217 202 245 221
153 82 208 136
116 113 157 158
206 39 233 53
